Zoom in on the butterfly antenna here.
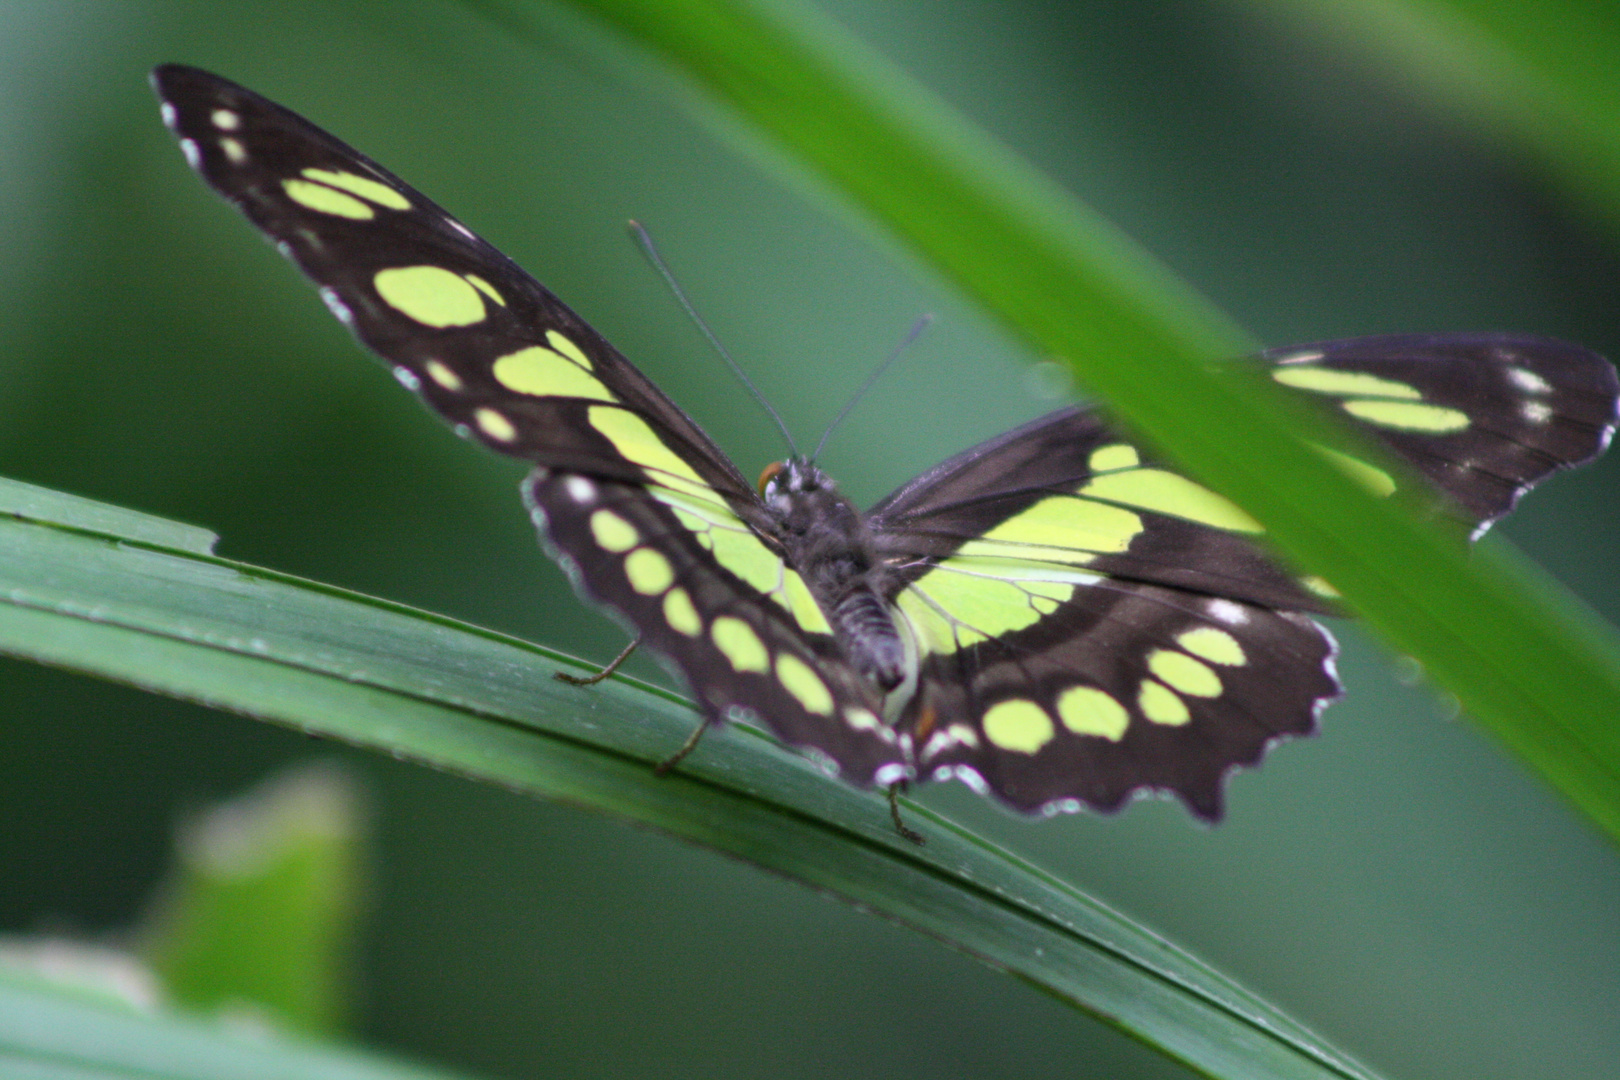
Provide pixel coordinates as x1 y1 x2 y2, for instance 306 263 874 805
810 313 933 464
629 221 800 458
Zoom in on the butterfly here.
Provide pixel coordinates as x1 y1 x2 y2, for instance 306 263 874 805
153 64 1619 824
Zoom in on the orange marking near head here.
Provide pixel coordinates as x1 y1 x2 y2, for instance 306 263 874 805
756 460 786 495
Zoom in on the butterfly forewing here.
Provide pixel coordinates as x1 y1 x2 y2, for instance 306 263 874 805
151 65 883 774
156 65 1619 824
152 64 755 508
1264 333 1619 530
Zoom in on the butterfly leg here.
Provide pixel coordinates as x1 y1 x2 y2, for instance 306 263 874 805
554 634 642 687
887 781 925 846
654 715 713 775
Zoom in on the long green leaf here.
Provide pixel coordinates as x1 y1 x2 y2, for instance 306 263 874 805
1246 0 1620 232
512 0 1620 839
0 484 1384 1080
0 968 470 1080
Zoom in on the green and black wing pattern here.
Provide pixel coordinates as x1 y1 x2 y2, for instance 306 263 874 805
152 64 906 788
868 336 1618 815
155 66 1619 821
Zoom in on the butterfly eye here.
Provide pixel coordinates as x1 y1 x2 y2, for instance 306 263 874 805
757 460 786 495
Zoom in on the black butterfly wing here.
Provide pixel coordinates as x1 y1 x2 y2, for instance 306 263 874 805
153 64 745 497
153 65 905 785
1263 333 1618 533
869 334 1616 817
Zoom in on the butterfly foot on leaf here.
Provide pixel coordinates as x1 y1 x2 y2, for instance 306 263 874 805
888 781 925 846
555 635 640 687
655 715 713 775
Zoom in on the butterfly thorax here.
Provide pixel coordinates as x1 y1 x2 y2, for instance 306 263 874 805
761 459 909 693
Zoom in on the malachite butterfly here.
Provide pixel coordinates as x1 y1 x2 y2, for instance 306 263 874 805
153 65 1619 823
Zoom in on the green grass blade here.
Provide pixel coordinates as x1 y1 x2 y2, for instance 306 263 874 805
521 0 1620 840
0 967 471 1080
0 488 1386 1080
143 764 365 1038
1245 0 1620 231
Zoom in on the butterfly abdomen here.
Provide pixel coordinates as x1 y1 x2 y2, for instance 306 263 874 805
830 586 908 692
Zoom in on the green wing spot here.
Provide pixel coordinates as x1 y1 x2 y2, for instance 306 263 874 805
662 588 703 637
474 408 517 442
1056 687 1128 741
587 406 719 503
1147 650 1222 698
374 265 488 327
1138 680 1191 725
1272 366 1421 399
982 700 1056 754
712 617 769 673
545 330 592 368
589 509 639 552
1301 574 1342 599
1082 468 1263 534
464 273 506 306
895 588 965 655
781 569 833 634
1175 627 1246 666
776 654 834 716
1088 442 1140 472
1309 443 1397 497
909 571 1047 644
1341 399 1470 433
492 345 617 402
625 547 676 595
283 178 374 220
706 523 784 594
424 360 463 391
300 167 410 210
955 495 1141 564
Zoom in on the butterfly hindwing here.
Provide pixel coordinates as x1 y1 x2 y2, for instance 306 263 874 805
524 469 903 785
869 410 1342 817
903 587 1335 817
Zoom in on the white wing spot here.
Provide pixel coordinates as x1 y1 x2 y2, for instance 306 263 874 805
874 763 909 786
1206 598 1249 625
210 108 241 130
1274 350 1325 365
1506 365 1552 394
179 138 200 168
1522 401 1553 424
220 137 247 164
391 366 421 391
565 476 597 504
159 102 177 128
319 287 353 324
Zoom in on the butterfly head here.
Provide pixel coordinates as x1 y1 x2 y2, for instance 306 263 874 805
757 457 833 502
758 457 864 541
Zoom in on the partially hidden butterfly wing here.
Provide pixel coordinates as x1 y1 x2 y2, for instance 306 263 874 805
152 65 906 786
867 334 1616 817
1263 333 1618 534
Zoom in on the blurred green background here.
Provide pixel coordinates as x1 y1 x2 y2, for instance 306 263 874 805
2 1 1616 1078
